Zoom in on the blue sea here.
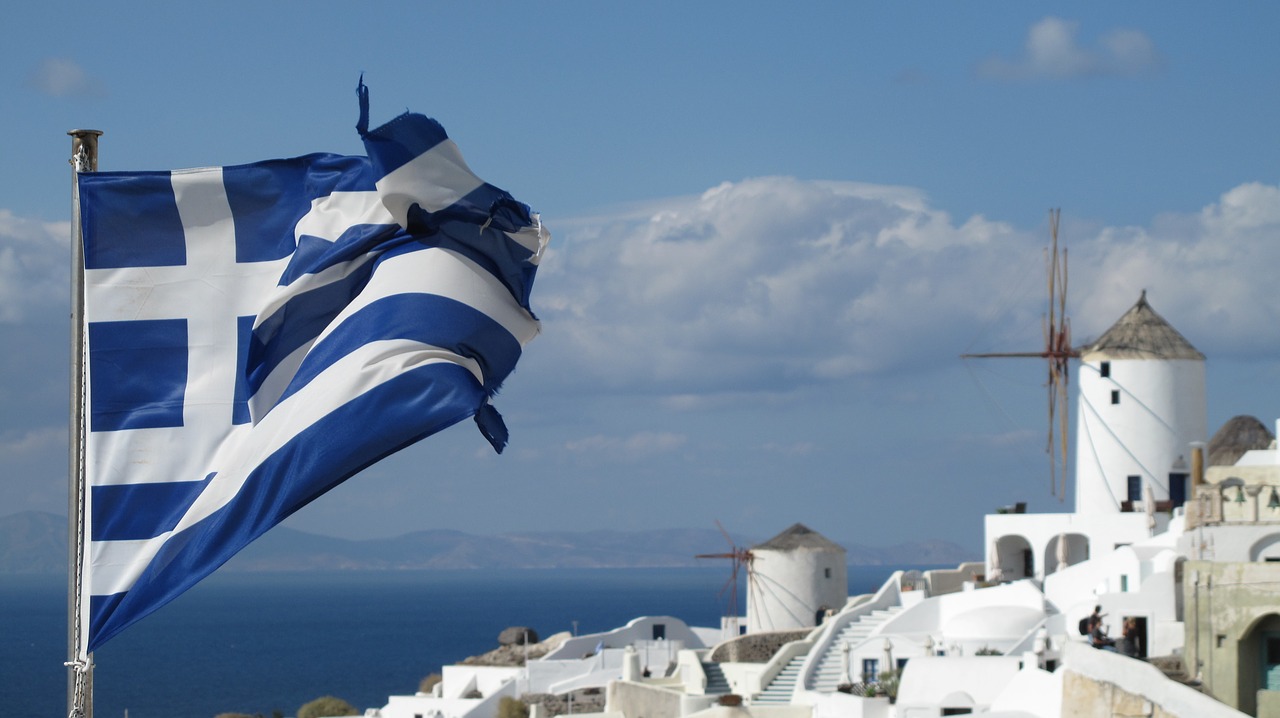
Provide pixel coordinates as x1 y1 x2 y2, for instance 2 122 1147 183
3 566 922 718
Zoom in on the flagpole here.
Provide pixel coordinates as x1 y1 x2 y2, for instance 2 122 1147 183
68 128 101 718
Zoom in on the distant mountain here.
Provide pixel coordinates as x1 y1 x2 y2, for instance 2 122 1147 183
0 511 974 573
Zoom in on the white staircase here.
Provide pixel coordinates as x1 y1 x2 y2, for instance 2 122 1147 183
753 654 805 704
702 662 730 694
753 606 905 704
808 607 904 691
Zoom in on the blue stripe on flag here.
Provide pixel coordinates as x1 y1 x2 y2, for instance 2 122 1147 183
87 361 489 650
234 316 254 425
81 172 186 269
275 292 523 406
224 154 377 263
88 319 189 432
246 258 380 396
431 214 540 312
91 476 214 541
359 111 450 178
279 224 393 286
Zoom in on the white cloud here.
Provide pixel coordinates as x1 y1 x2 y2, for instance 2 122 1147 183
537 176 1280 403
538 176 1021 394
977 17 1162 81
0 210 70 323
1068 182 1280 357
29 57 103 98
564 431 688 458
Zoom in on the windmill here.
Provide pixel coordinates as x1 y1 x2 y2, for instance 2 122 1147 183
695 521 753 637
963 209 1076 500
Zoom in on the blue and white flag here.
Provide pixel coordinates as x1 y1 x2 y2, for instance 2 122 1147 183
76 83 547 656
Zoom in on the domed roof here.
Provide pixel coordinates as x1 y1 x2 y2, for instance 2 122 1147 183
1080 291 1203 361
752 523 844 553
1208 415 1275 467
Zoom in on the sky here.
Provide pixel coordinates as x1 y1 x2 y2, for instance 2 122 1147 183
3 3 1280 555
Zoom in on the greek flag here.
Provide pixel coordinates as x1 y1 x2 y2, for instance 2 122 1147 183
76 83 547 654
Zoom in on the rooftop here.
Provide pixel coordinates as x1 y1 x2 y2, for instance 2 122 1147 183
1080 291 1203 361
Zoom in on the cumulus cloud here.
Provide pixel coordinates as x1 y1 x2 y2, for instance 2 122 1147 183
29 57 103 98
1068 182 1280 357
537 176 1280 402
977 17 1162 81
0 210 70 323
538 177 1021 394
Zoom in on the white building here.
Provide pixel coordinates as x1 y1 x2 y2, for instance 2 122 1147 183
746 523 848 634
368 292 1270 718
988 291 1204 582
1074 290 1206 515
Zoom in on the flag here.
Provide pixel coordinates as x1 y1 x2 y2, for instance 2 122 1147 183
75 81 547 656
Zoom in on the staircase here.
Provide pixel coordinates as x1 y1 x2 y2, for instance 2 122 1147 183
753 654 805 704
702 662 731 694
809 607 904 691
753 606 905 704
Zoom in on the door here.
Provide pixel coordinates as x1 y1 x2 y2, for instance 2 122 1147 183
1264 635 1280 690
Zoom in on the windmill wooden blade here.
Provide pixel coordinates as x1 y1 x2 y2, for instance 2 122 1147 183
961 208 1078 500
697 522 752 622
1057 361 1070 500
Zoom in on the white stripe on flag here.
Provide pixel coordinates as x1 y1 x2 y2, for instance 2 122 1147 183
295 190 394 242
375 139 485 227
313 247 540 348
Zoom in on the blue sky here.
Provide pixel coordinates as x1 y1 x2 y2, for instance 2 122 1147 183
4 4 1280 553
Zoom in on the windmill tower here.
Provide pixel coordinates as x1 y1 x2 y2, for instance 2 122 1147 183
1073 291 1206 515
745 524 847 634
964 209 1076 500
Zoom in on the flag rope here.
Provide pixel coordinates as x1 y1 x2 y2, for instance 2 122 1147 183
67 128 101 718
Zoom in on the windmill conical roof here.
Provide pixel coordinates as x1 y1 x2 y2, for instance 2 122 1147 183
752 523 844 553
1208 415 1275 467
1080 291 1204 361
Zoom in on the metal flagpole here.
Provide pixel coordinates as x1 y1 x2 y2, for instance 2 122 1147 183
68 128 101 718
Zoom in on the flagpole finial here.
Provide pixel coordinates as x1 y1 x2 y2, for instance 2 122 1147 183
68 130 103 173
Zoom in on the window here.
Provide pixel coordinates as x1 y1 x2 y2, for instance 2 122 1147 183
824 567 832 579
1100 361 1110 378
862 658 879 683
1120 575 1129 592
1111 390 1121 404
1127 476 1142 503
652 624 666 640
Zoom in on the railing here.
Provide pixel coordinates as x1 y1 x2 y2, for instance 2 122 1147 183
797 571 904 692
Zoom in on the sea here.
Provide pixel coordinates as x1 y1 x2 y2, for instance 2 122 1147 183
2 565 933 718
